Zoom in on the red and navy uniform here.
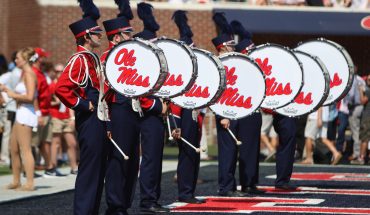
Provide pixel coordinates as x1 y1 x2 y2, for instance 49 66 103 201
101 41 141 214
33 66 51 116
261 109 297 187
170 104 204 201
55 45 108 215
138 95 165 209
49 80 70 120
216 112 262 194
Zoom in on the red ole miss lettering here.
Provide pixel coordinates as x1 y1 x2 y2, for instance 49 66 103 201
256 57 292 96
184 84 210 98
216 66 252 109
115 48 150 87
163 72 183 86
330 72 342 88
294 92 313 105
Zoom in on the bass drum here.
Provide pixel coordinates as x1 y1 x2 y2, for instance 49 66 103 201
104 38 168 97
153 37 197 98
295 38 354 105
276 51 330 117
249 43 304 110
171 48 226 109
209 53 266 120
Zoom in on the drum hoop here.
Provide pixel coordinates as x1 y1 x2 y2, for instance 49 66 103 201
209 52 267 119
276 50 331 118
296 38 355 106
153 37 198 98
249 43 304 110
104 38 168 98
171 48 226 109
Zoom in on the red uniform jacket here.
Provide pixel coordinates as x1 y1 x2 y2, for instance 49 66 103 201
55 45 101 112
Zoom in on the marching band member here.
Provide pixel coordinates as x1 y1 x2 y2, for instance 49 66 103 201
101 1 140 214
231 20 298 191
55 0 108 213
133 3 169 214
212 13 247 197
230 20 265 195
170 10 206 204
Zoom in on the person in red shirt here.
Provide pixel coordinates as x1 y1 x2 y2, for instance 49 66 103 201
31 47 52 171
55 1 108 213
44 63 78 177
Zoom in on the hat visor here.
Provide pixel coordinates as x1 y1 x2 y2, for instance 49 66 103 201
89 26 103 34
120 27 133 33
225 40 236 46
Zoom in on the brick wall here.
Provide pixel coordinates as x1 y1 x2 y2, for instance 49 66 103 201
38 6 216 65
7 0 41 57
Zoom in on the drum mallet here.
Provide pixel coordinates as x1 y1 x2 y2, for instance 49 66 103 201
227 128 242 145
166 115 174 141
109 137 129 160
169 113 205 153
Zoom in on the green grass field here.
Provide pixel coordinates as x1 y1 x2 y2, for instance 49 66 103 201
0 165 11 176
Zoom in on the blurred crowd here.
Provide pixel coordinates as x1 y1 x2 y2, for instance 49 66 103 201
0 49 78 186
150 0 370 9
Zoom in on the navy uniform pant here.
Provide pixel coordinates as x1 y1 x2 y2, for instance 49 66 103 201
139 115 165 208
273 114 297 186
74 111 108 215
216 113 262 194
177 109 200 200
105 103 140 214
238 112 262 189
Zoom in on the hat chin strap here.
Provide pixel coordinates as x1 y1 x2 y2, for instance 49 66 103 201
88 33 100 47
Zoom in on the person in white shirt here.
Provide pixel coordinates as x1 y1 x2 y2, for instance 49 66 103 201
300 106 342 165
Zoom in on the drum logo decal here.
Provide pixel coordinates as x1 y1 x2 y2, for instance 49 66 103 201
216 66 253 109
256 58 292 96
329 72 342 89
361 16 370 30
163 73 184 86
294 92 313 105
114 48 150 88
184 84 210 98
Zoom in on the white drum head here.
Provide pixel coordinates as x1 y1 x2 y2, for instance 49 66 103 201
276 51 330 117
153 38 197 98
209 53 265 119
295 38 354 105
105 38 168 97
249 44 303 110
171 48 226 109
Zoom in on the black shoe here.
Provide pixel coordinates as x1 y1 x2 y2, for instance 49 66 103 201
140 204 170 214
178 197 205 204
242 186 266 195
219 190 247 197
275 183 298 191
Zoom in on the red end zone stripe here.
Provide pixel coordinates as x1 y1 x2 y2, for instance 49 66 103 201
266 172 370 182
170 197 370 214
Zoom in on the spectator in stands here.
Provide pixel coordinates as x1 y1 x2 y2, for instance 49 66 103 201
2 47 39 191
31 48 52 171
260 110 278 161
336 96 350 153
271 0 306 6
348 67 366 162
0 52 22 165
0 54 8 163
300 106 342 165
44 63 78 177
352 74 370 165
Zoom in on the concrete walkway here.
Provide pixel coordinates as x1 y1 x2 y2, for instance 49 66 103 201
0 161 213 204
